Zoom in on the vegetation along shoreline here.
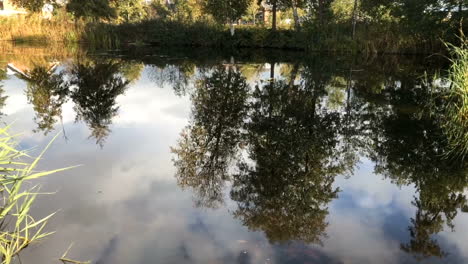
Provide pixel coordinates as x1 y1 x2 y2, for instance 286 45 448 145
0 0 466 54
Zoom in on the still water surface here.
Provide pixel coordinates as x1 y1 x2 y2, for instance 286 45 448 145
0 44 467 264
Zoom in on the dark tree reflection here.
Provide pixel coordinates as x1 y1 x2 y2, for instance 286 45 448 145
21 66 69 134
172 61 358 244
172 66 249 208
230 78 349 244
362 82 468 260
0 69 8 117
0 85 7 117
149 62 196 96
69 62 129 147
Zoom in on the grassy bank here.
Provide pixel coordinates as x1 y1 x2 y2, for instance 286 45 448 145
0 14 119 48
0 13 83 43
89 19 454 54
0 14 465 54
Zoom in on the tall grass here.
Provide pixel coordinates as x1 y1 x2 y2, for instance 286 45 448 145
444 36 468 158
0 13 122 50
0 12 462 53
0 126 71 264
0 13 85 43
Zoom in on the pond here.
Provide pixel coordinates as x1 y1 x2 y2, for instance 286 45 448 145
0 44 467 264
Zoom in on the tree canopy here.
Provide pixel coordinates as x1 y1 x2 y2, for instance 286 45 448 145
66 0 117 20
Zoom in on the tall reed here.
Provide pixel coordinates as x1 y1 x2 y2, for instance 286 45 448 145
0 126 72 264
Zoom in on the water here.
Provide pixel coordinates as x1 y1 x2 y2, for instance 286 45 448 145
0 44 467 264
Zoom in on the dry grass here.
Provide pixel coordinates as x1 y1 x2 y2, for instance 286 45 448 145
0 13 85 43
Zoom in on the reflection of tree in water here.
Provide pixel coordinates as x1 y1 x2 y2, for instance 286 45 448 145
148 62 196 96
120 61 144 83
172 61 357 244
21 66 69 134
172 66 249 208
230 78 347 244
0 85 7 117
0 69 8 116
11 60 137 146
362 82 468 259
69 61 129 147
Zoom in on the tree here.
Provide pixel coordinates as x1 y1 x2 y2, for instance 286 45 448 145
21 66 69 135
66 0 116 21
243 0 261 24
279 0 306 30
305 0 333 25
9 0 51 12
111 0 147 23
351 0 358 39
258 0 305 30
203 0 250 35
258 0 280 30
290 0 304 29
359 0 464 34
170 0 205 22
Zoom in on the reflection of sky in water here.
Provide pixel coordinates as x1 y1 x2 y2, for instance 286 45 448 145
1 63 468 264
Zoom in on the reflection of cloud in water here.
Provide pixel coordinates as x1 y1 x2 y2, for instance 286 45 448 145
162 102 191 120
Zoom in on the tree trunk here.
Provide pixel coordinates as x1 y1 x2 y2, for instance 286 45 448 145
318 0 323 26
288 63 299 93
459 0 463 22
292 0 300 30
272 0 277 31
270 62 275 81
230 21 235 36
351 0 358 39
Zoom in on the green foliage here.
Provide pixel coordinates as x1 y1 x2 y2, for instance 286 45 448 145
203 0 250 24
66 0 117 20
306 0 333 24
146 0 171 19
8 0 49 12
442 37 468 158
242 0 261 24
330 0 355 21
154 0 205 22
94 19 308 49
111 0 147 23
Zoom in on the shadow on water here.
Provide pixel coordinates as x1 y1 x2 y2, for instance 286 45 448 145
1 44 467 263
